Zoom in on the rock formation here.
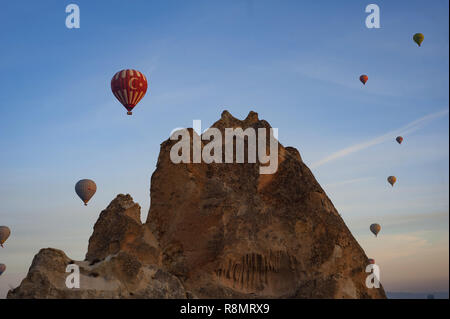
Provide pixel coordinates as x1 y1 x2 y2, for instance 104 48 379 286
7 196 186 299
8 111 386 299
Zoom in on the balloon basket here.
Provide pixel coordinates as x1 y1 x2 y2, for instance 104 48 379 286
127 111 132 115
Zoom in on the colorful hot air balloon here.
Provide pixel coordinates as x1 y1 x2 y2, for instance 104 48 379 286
0 226 11 248
413 33 424 47
370 223 381 237
396 136 403 144
75 179 97 206
111 69 148 115
368 258 375 265
360 75 368 85
387 176 397 187
0 264 6 276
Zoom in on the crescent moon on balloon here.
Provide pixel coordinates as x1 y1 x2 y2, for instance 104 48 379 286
128 77 138 90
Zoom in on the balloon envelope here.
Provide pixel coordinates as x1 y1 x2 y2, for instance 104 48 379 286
413 33 424 47
387 176 397 186
360 75 368 85
396 136 403 144
370 223 381 237
0 264 5 275
0 226 11 246
111 69 148 115
75 179 97 206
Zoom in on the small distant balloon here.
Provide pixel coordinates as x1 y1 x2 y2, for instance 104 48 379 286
0 226 11 248
370 223 381 237
0 264 6 276
368 258 376 264
396 136 403 144
413 33 424 47
111 69 148 115
360 75 368 85
387 176 397 187
75 179 97 206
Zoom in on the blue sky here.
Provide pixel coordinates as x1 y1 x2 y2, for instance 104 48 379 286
0 0 448 297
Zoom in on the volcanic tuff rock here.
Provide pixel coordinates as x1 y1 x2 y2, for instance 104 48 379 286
7 248 187 299
8 111 386 299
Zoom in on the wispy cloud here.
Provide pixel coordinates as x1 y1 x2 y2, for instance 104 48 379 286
350 211 449 230
323 177 375 188
311 109 449 169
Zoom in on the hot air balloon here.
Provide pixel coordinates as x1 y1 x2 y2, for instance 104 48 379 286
387 176 397 187
413 33 424 47
396 136 403 144
370 223 381 237
111 69 148 115
0 226 11 248
0 264 6 276
75 179 97 206
368 258 375 265
360 75 368 85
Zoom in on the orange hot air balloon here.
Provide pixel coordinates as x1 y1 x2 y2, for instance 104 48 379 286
360 75 368 85
396 136 403 144
370 223 381 237
387 176 397 187
368 258 375 265
111 69 148 115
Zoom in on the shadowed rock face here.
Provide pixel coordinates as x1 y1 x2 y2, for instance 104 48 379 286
146 110 385 299
85 194 160 266
8 111 386 299
7 248 187 299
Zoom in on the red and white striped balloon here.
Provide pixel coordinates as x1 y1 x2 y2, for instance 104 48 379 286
111 69 148 115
